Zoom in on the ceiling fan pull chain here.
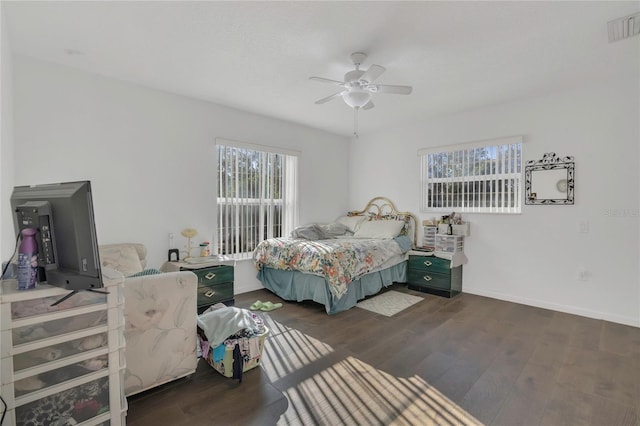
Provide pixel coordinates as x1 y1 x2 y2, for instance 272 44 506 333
354 108 359 138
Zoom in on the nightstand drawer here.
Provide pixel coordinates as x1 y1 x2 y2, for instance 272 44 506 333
407 270 451 291
197 281 234 306
191 265 234 285
408 256 451 275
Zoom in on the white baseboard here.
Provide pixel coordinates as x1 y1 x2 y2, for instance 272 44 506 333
231 275 639 328
464 287 640 328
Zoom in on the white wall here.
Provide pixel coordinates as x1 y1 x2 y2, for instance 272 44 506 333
9 55 350 292
0 6 15 262
7 51 639 326
350 75 639 327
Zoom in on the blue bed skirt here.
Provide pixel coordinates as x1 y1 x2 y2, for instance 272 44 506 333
256 262 407 315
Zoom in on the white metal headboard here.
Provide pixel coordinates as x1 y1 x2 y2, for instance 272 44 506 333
348 196 418 247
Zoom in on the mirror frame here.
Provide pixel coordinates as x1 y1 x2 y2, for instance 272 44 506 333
525 152 575 205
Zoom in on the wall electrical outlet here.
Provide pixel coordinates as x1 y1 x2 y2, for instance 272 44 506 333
577 268 591 281
578 221 589 233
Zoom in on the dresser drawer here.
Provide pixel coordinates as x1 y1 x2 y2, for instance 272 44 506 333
197 282 234 306
407 270 452 291
408 255 451 275
189 265 234 286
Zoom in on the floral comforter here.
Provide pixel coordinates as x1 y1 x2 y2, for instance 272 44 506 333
253 237 406 299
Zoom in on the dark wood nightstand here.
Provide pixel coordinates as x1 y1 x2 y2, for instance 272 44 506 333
406 252 462 298
162 259 235 313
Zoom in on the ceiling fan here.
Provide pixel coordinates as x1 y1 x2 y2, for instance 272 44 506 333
310 52 412 136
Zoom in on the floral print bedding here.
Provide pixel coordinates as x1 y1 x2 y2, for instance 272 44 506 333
253 237 406 299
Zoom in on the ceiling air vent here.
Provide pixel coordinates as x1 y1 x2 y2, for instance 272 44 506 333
608 12 640 43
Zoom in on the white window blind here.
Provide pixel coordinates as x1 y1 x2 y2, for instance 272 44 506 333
215 139 298 257
419 136 523 214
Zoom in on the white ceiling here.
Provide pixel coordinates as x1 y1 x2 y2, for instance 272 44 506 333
3 1 639 137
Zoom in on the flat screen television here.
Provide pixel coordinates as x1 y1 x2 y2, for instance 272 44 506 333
10 181 104 298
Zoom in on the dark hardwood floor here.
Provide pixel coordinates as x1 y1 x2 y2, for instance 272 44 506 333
126 285 640 425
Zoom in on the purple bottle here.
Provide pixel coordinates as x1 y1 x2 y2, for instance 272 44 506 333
17 228 38 290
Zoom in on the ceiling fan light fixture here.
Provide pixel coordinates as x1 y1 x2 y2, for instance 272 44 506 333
342 90 372 108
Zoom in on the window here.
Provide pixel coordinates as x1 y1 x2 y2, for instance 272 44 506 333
215 139 298 257
419 136 522 214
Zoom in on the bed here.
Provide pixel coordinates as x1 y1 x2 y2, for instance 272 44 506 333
253 197 418 314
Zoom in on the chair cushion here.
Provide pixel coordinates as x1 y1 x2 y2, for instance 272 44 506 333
99 244 144 277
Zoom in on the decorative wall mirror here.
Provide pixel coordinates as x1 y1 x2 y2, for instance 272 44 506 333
525 153 574 205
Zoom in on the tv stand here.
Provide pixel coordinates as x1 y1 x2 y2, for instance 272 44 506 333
50 288 110 307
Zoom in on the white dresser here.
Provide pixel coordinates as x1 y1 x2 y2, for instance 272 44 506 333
0 268 127 425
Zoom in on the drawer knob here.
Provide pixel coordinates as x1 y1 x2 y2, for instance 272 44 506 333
204 290 216 298
422 275 432 282
423 261 432 267
205 272 216 280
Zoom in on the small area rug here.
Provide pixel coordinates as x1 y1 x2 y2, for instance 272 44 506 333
356 290 423 317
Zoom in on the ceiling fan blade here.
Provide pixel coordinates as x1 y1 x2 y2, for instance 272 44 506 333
362 100 374 110
309 76 345 86
371 84 412 95
315 91 344 104
360 64 386 83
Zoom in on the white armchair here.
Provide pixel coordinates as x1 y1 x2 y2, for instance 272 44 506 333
98 243 198 396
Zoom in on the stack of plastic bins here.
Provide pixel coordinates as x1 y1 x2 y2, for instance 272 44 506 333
435 234 464 254
422 226 437 250
0 267 127 425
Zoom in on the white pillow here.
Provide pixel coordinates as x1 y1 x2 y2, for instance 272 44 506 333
336 215 366 233
318 222 349 237
354 220 405 239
